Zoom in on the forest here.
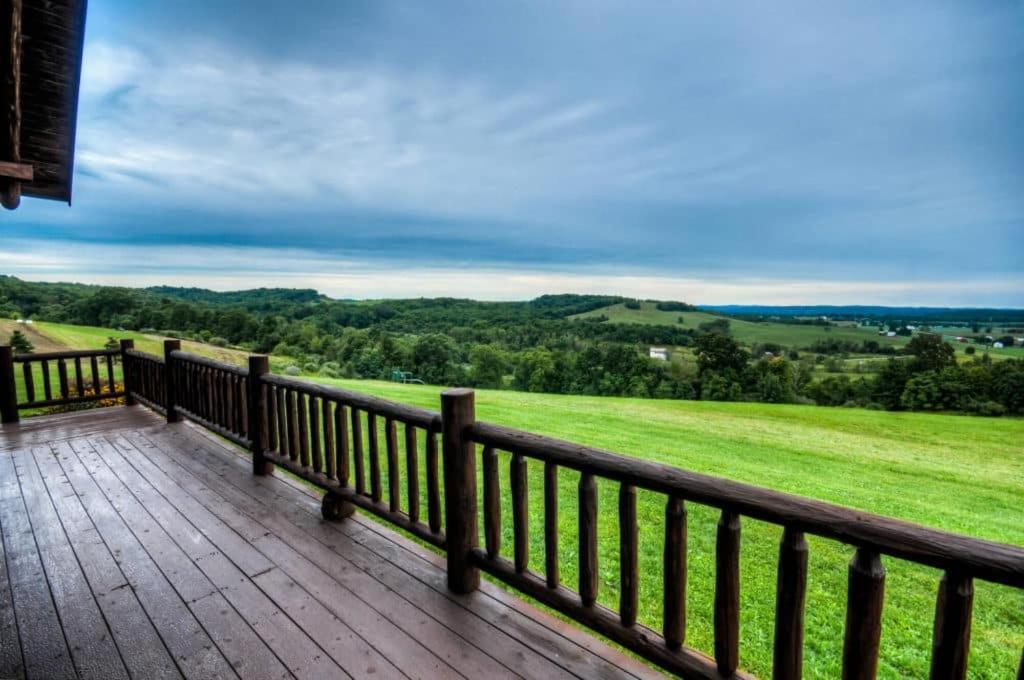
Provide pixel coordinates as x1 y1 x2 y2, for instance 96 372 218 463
2 275 1022 416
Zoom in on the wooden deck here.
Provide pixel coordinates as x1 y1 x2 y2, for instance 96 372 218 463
0 407 664 680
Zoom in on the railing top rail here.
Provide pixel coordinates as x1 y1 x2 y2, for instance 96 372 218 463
263 372 441 430
469 420 1024 588
125 348 164 363
14 348 120 361
170 349 247 375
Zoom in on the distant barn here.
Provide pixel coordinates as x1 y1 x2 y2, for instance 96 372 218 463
649 347 668 361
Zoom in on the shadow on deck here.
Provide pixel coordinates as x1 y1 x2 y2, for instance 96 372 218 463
0 407 662 679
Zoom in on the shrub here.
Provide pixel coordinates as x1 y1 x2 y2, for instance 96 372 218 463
283 365 301 376
623 300 641 310
208 336 228 347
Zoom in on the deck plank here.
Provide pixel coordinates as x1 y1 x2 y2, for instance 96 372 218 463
108 433 466 680
76 437 313 680
127 428 577 679
0 451 77 680
55 439 239 680
136 424 662 680
15 445 130 680
1 407 669 680
31 443 184 680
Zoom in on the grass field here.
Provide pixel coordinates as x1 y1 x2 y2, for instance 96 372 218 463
4 321 1023 676
306 378 1023 679
571 302 1024 358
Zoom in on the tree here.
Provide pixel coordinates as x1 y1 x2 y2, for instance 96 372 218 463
469 344 506 388
694 332 748 377
904 334 955 373
104 337 119 352
872 358 911 410
9 329 33 353
410 334 458 385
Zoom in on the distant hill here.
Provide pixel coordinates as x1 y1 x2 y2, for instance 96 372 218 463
703 305 1024 322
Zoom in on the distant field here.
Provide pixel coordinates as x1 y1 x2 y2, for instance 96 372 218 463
304 378 1023 679
571 302 1024 357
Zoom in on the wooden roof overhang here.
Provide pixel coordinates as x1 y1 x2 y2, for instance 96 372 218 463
1 0 88 210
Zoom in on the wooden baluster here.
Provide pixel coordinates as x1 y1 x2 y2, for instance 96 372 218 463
336 403 349 486
163 340 181 423
297 392 310 468
929 571 973 680
41 359 51 400
238 374 248 436
266 385 278 453
482 446 501 559
57 358 69 398
511 453 529 573
89 355 100 393
73 356 83 397
774 526 807 680
842 548 885 680
579 472 598 607
352 407 365 495
309 396 321 473
544 462 559 588
405 424 420 523
619 483 638 626
368 411 382 502
277 388 290 458
714 511 741 676
287 389 300 462
40 358 50 401
385 418 400 512
426 429 441 534
106 353 115 395
248 355 270 475
22 361 33 402
322 399 334 479
664 494 687 648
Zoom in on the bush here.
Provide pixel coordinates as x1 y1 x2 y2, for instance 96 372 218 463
623 300 641 310
139 327 156 334
208 336 228 347
971 401 1006 417
283 365 301 376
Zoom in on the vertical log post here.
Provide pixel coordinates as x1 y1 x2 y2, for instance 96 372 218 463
441 389 479 594
619 484 638 626
929 571 973 680
842 548 885 680
511 453 529 573
163 339 181 423
248 355 272 476
544 462 559 588
579 472 598 607
120 339 135 405
0 346 17 423
774 527 808 680
715 510 741 676
664 494 687 649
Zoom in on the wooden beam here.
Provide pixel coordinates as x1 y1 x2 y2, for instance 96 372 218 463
0 160 31 180
1 0 22 209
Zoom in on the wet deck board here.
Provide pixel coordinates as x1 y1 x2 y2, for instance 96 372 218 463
0 406 664 680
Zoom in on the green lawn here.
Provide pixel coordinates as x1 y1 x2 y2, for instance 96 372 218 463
307 378 1023 679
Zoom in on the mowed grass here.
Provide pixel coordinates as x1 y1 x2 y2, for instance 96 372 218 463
308 378 1024 679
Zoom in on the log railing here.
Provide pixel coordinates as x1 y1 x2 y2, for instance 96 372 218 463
258 372 446 548
0 345 123 421
462 418 1024 679
4 342 1024 678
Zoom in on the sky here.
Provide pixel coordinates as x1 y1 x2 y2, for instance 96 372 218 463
2 0 1022 305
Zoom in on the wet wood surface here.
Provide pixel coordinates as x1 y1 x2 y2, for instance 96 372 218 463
0 406 663 680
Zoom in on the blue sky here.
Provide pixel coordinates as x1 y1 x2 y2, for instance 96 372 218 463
2 1 1022 304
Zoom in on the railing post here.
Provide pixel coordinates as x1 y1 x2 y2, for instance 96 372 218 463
0 346 18 424
119 339 135 405
441 388 479 594
163 339 181 423
248 354 272 476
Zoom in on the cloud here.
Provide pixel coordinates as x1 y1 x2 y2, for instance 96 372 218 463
1 0 1021 302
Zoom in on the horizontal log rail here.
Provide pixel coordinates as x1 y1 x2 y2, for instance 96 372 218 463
4 340 1024 679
